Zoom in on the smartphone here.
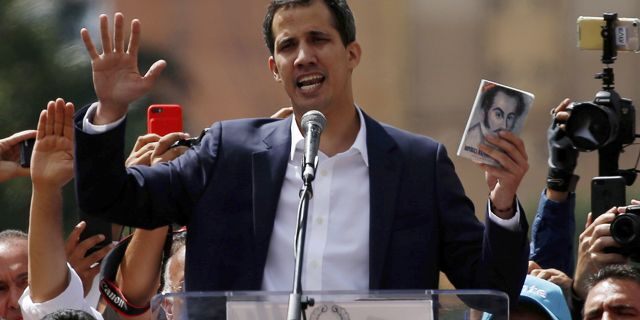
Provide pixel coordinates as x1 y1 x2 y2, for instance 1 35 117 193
591 176 626 220
147 104 183 136
78 213 113 257
577 16 640 52
19 138 36 168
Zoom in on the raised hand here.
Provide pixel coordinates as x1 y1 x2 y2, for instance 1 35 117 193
81 13 166 124
30 99 75 189
478 130 529 219
0 129 36 182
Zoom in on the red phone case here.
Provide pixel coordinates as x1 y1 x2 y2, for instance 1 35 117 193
147 104 183 136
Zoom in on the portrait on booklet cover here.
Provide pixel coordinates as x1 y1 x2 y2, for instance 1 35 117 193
457 79 535 166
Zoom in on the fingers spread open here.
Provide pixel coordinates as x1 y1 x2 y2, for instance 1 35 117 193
127 19 141 56
80 28 100 60
99 14 113 53
114 13 125 53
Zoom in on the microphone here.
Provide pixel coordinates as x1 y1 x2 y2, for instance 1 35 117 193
301 110 327 184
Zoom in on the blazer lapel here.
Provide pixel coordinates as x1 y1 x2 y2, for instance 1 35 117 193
252 117 291 280
364 114 402 289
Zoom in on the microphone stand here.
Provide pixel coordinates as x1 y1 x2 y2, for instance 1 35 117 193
287 155 317 320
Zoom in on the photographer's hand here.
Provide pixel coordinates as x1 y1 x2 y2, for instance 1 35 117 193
125 134 161 167
80 13 166 125
573 209 628 299
0 130 37 182
547 98 579 200
150 132 190 165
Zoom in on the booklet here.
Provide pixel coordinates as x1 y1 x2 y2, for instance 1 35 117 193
456 79 535 166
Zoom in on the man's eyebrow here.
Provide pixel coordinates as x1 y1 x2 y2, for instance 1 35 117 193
611 305 638 314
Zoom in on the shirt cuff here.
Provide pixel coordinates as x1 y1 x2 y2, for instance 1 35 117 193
19 264 103 320
82 102 126 134
487 198 521 232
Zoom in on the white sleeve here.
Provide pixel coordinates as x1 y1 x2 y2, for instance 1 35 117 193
82 102 126 134
19 264 104 320
486 198 521 231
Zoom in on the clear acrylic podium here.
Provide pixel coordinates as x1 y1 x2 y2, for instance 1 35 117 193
151 290 509 319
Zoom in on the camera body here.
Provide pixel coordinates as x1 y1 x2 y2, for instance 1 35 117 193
566 89 635 152
610 205 640 258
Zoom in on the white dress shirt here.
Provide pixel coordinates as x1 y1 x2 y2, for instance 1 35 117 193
261 108 370 291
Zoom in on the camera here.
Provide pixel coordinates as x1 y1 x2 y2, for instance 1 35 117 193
565 13 637 183
610 204 640 258
565 90 635 152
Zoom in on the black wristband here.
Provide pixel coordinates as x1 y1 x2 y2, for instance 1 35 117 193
547 168 579 192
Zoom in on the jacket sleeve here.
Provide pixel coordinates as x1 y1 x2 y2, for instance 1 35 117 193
434 143 529 306
529 189 576 275
74 104 220 228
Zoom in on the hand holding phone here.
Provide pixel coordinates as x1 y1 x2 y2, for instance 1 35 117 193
19 138 36 168
147 104 183 136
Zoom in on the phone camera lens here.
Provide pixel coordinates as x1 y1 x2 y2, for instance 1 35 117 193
152 108 163 113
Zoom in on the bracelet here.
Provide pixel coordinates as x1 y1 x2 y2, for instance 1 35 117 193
547 168 579 192
490 197 516 215
490 203 513 214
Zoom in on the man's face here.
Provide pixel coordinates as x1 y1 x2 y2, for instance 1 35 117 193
486 91 519 133
162 248 185 320
584 278 640 319
0 241 28 320
268 0 360 117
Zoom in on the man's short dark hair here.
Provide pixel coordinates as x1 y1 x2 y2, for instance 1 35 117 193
0 229 27 244
586 264 640 292
41 309 97 320
481 86 526 128
262 0 356 55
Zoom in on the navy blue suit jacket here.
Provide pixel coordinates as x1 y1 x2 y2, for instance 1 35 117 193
74 107 528 302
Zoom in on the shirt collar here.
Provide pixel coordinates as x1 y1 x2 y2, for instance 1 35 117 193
289 106 369 167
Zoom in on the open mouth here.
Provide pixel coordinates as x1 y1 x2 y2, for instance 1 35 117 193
296 74 325 91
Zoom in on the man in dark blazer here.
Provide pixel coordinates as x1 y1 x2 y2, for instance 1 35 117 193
74 0 530 303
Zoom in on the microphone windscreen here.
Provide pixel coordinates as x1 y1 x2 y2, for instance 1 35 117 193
301 110 327 135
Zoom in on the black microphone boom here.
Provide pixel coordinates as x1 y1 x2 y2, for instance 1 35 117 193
301 110 327 184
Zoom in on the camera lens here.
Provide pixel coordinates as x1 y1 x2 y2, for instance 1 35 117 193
565 102 617 151
611 213 640 246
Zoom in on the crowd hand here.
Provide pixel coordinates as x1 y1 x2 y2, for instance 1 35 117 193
548 98 577 172
81 12 166 124
126 132 190 167
30 99 75 189
573 208 628 299
528 261 573 298
477 131 529 219
125 134 161 167
270 107 293 119
65 221 115 297
0 130 37 182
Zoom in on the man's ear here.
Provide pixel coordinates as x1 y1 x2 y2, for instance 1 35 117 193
268 56 281 82
346 41 361 69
